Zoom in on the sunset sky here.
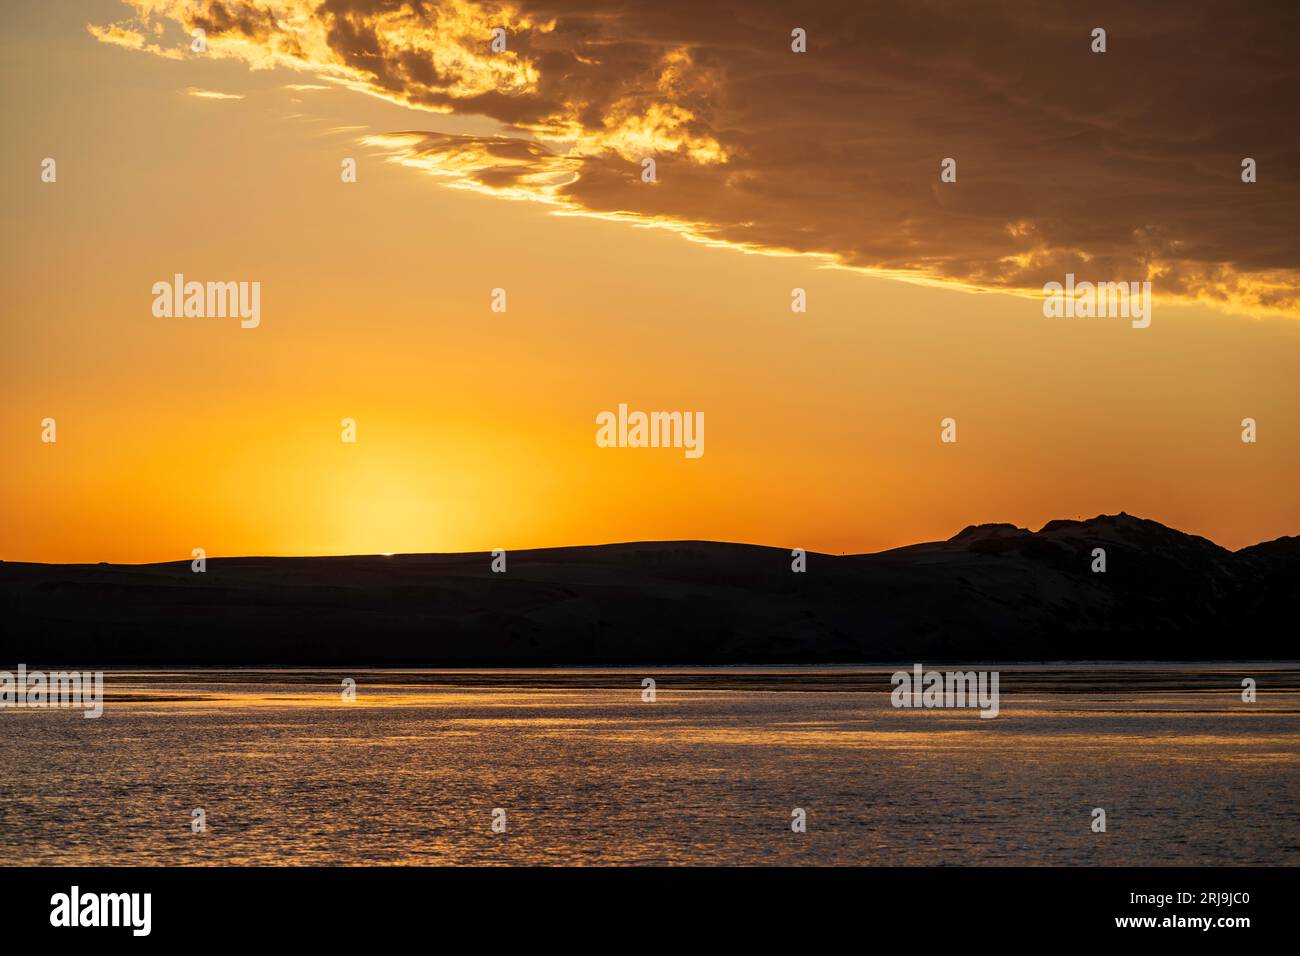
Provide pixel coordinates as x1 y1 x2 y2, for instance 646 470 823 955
2 0 1298 563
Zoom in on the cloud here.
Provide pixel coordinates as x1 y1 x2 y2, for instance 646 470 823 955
183 86 244 99
91 0 1300 318
87 21 184 59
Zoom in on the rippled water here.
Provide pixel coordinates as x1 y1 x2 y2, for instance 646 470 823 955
2 667 1297 865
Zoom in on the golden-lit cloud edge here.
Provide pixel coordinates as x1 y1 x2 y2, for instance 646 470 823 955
183 85 244 99
90 0 1300 320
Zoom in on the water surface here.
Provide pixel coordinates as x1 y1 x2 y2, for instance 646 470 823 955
2 666 1297 865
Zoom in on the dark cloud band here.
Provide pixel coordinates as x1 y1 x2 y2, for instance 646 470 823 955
94 0 1300 317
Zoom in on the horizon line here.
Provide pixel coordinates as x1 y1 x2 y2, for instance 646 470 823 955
4 512 1295 568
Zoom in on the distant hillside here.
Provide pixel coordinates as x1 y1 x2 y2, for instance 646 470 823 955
1 514 1295 664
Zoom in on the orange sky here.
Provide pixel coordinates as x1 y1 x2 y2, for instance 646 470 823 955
1 1 1298 563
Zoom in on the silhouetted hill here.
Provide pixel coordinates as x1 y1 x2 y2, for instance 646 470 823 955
1 514 1294 665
